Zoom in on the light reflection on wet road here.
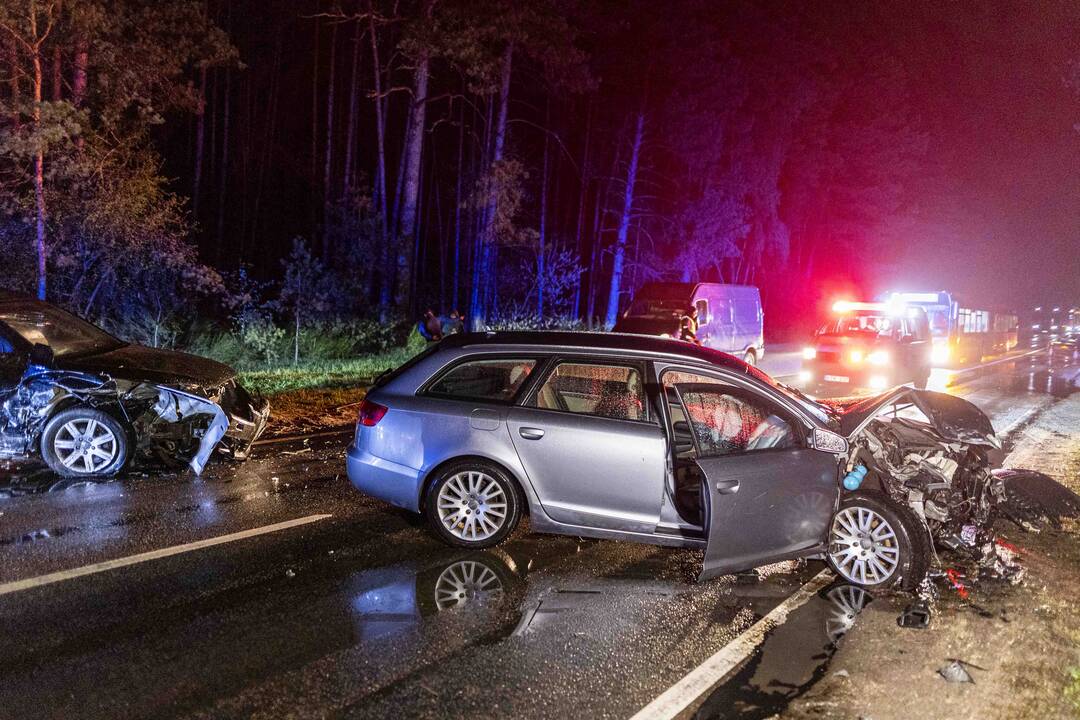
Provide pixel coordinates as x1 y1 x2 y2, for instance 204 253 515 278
0 346 1074 719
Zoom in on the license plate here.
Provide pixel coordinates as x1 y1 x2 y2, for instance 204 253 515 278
824 374 850 383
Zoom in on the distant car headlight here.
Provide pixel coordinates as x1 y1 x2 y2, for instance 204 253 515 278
930 344 950 364
798 369 813 383
867 350 890 366
802 346 817 360
659 333 671 339
849 349 864 364
868 375 889 390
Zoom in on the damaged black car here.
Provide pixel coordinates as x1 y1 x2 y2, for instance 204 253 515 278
0 296 269 477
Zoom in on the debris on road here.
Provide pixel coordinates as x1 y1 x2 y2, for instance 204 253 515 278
938 658 985 684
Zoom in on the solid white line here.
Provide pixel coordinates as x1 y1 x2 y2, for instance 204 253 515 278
0 514 332 597
629 569 834 720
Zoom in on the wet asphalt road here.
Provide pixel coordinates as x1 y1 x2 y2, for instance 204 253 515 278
0 347 1075 720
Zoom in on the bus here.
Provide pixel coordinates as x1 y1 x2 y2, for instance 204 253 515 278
880 291 1018 366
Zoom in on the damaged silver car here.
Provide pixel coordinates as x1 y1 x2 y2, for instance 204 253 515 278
348 332 1026 590
0 296 269 477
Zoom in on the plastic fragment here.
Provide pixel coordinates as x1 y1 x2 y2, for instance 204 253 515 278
938 658 984 683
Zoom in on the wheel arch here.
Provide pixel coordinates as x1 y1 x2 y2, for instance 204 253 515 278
419 454 531 516
37 396 132 452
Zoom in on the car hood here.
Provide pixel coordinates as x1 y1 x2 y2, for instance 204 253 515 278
828 387 999 447
612 316 680 336
55 344 236 391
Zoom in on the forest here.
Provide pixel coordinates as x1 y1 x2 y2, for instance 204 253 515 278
0 0 930 371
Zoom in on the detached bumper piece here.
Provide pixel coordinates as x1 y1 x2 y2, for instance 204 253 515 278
219 381 271 461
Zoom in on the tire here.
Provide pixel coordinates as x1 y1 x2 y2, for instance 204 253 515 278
424 460 522 549
40 407 129 478
827 490 929 590
743 349 757 367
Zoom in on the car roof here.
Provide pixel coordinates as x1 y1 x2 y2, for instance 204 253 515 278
439 331 756 372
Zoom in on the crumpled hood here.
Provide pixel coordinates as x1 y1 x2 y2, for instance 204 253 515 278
834 387 999 447
612 316 681 336
55 344 236 391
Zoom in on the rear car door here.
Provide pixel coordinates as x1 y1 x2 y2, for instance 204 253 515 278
674 383 839 580
507 359 666 533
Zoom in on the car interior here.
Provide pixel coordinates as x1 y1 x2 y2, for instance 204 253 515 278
533 363 645 421
662 374 796 527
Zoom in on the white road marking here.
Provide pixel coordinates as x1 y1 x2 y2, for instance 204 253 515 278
0 514 332 597
629 569 833 720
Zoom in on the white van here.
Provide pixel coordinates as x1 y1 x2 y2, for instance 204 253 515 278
613 282 765 365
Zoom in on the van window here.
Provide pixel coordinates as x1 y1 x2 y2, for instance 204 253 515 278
695 299 709 324
426 358 538 402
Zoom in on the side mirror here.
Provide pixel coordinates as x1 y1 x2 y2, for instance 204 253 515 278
29 343 54 368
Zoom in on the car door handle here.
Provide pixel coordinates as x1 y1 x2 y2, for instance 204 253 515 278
715 479 740 494
519 427 545 440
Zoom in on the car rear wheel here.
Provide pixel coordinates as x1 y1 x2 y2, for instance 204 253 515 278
425 461 522 548
827 490 929 590
40 407 129 478
743 350 756 367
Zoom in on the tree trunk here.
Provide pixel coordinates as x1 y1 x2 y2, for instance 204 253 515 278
394 42 430 309
192 66 207 217
342 17 361 195
71 36 86 104
537 98 550 319
571 100 592 319
474 41 513 325
604 110 645 328
216 68 231 248
369 8 391 314
322 21 337 253
452 100 464 310
31 12 47 300
7 36 19 129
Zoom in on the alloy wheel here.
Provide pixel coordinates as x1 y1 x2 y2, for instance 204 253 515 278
433 560 505 610
436 471 508 542
52 418 119 474
828 506 901 585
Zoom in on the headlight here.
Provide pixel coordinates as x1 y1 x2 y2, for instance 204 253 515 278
849 349 864 364
868 375 889 390
867 350 890 366
802 347 817 360
930 345 950 364
659 333 671 339
798 369 813 383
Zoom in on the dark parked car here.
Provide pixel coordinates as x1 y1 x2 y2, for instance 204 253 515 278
348 331 1008 589
0 296 269 477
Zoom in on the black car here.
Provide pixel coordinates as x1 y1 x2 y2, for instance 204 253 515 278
0 296 269 477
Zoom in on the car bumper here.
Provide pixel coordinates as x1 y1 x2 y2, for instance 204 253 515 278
804 363 898 389
222 396 270 459
347 442 423 512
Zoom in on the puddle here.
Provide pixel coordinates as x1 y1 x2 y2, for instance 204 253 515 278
693 582 873 719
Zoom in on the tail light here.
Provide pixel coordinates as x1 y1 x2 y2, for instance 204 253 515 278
358 398 388 427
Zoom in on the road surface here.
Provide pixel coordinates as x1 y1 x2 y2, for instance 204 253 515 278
0 346 1075 720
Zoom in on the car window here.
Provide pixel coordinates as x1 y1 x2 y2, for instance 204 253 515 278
695 299 709 324
532 362 645 421
426 358 537 402
0 305 122 357
676 383 796 457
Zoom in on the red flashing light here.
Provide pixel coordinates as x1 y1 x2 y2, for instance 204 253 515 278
358 398 388 427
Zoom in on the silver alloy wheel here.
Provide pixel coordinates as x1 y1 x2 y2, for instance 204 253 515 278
434 560 504 610
824 585 871 645
436 471 508 542
52 418 118 474
828 506 901 585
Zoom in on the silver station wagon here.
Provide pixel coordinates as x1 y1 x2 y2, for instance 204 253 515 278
347 332 1005 588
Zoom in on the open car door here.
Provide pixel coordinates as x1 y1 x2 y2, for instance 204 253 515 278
673 383 840 581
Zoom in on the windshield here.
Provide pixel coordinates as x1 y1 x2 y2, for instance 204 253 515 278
626 285 691 318
0 305 123 358
819 314 898 338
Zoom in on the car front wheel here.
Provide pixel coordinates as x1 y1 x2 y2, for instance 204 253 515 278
827 490 929 590
425 461 521 548
40 407 129 478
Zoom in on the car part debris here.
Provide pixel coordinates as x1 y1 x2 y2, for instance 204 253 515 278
938 658 984 683
897 600 932 629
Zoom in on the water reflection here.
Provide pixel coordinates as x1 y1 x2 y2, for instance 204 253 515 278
694 582 873 720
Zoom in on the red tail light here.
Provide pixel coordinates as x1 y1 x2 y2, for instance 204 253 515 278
358 398 388 427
